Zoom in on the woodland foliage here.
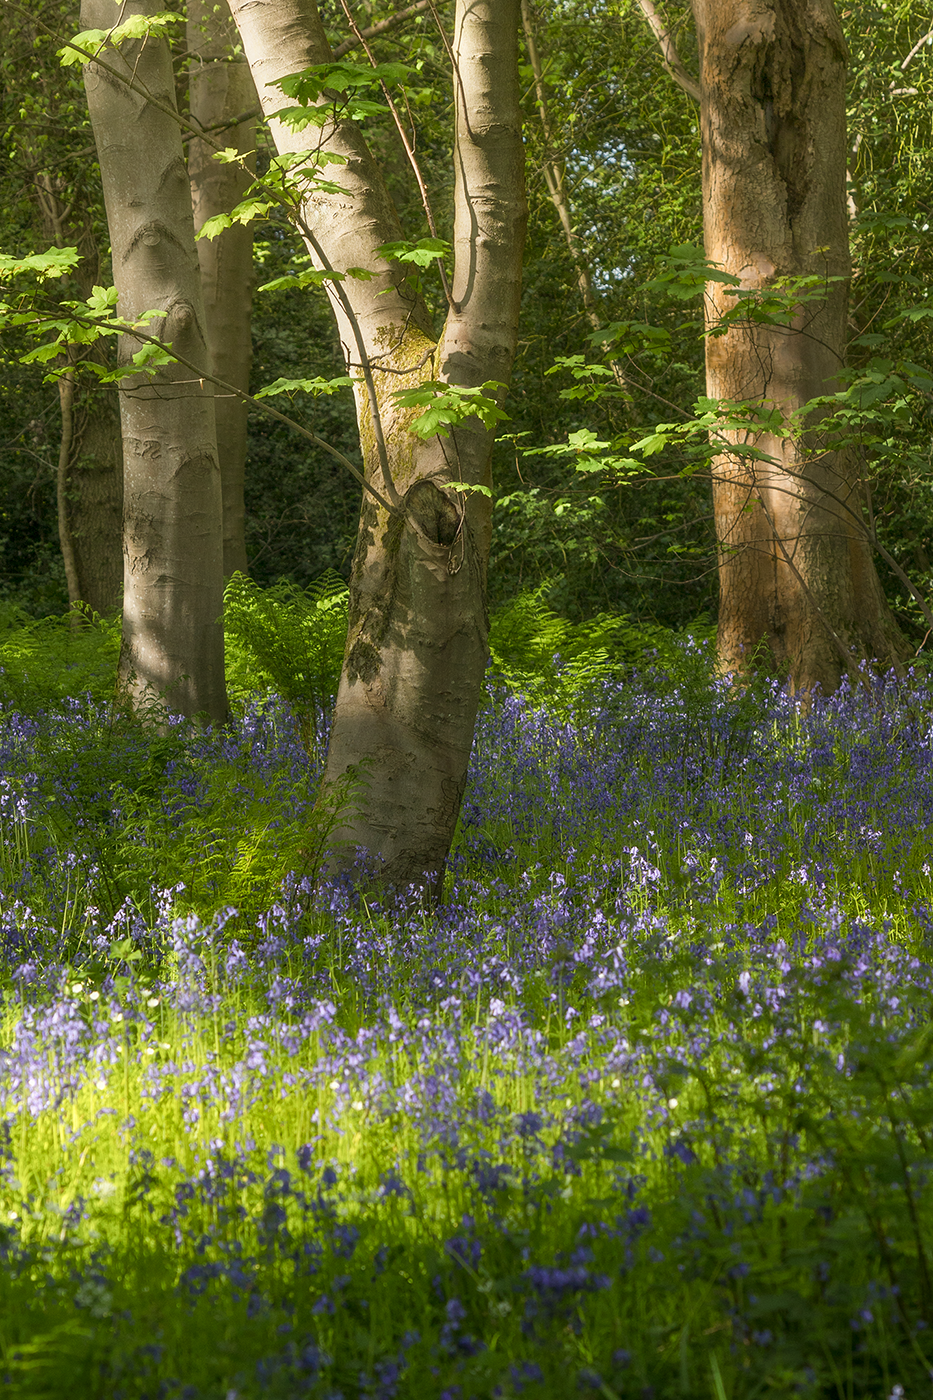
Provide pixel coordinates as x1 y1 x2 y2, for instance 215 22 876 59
0 0 929 642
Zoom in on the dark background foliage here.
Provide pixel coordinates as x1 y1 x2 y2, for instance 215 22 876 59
1 0 931 641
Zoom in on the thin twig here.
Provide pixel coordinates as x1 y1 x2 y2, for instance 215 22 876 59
332 1 432 59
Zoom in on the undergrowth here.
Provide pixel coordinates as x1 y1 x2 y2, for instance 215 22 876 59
0 583 928 1399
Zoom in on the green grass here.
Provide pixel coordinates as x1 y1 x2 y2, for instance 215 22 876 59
0 596 930 1397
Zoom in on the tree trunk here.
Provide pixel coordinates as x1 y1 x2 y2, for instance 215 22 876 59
228 0 525 893
67 380 124 615
692 0 908 693
82 0 228 723
32 173 124 616
188 0 255 578
55 368 82 611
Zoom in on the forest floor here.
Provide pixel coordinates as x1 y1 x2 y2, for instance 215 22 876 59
0 613 929 1399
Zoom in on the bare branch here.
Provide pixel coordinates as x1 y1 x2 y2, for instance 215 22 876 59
900 28 933 70
632 0 700 103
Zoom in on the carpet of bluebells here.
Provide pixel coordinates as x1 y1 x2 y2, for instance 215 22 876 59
1 647 933 1398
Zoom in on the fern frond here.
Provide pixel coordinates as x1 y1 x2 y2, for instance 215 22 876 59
224 572 349 736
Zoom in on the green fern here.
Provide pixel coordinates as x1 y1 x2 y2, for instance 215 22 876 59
0 605 120 709
487 581 691 709
224 571 349 732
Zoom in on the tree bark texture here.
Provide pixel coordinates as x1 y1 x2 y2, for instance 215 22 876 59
82 0 228 722
66 378 124 614
692 0 908 693
228 0 526 892
188 0 255 578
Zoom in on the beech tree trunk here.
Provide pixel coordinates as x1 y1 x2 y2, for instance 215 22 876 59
188 0 255 578
228 0 525 893
82 0 228 722
692 0 908 692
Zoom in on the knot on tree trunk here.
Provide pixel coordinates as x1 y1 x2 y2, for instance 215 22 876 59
405 479 461 548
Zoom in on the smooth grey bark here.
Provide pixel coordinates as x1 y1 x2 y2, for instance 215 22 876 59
82 0 228 722
188 0 255 578
228 0 526 893
691 0 908 692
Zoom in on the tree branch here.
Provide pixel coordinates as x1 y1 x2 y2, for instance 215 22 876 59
632 0 700 103
332 0 431 59
521 0 627 392
41 306 401 517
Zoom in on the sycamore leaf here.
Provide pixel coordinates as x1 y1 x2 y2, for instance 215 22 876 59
272 61 411 107
0 247 81 281
255 375 355 398
630 427 678 456
212 147 248 166
568 428 610 453
641 243 740 300
392 381 508 439
196 213 233 242
87 284 119 313
273 98 387 131
258 267 346 293
268 150 347 174
130 342 175 370
377 238 451 268
197 199 276 241
547 355 613 380
445 482 493 497
60 13 181 65
592 321 671 356
22 339 69 365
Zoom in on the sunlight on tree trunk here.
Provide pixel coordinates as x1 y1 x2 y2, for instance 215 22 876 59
82 0 228 722
227 0 525 894
692 0 909 693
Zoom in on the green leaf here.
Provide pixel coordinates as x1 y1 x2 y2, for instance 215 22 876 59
60 13 182 66
272 98 387 131
196 213 233 243
272 61 411 107
445 482 493 497
392 381 508 439
268 150 347 174
567 428 610 453
641 243 740 300
377 238 451 268
87 284 119 313
258 267 345 293
631 427 677 456
130 342 175 371
196 199 275 242
255 375 355 398
0 247 81 281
